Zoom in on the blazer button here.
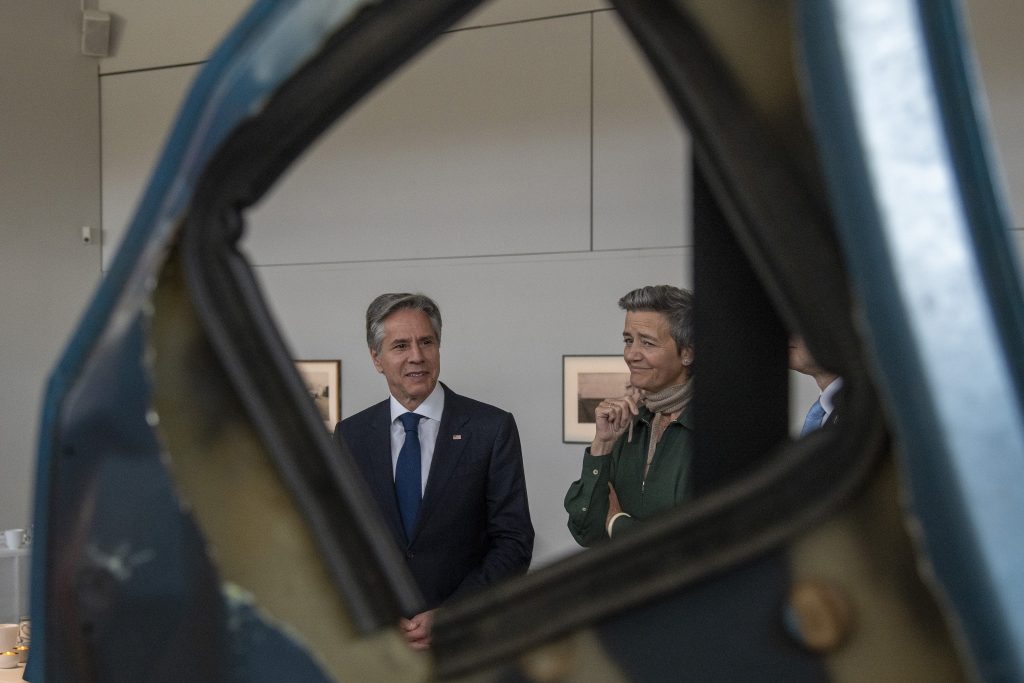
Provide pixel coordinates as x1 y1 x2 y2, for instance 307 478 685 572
406 552 415 560
592 469 599 475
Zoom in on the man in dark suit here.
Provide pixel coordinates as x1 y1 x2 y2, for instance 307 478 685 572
334 293 534 650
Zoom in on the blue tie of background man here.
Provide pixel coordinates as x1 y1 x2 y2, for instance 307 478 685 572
396 412 424 540
800 398 826 437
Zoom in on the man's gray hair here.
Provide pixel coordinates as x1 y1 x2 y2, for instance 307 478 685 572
618 285 694 352
366 293 442 354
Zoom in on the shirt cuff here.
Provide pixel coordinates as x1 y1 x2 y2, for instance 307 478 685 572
607 512 631 537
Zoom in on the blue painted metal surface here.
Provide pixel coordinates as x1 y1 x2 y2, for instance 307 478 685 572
28 1 366 679
28 0 1024 679
798 0 1024 679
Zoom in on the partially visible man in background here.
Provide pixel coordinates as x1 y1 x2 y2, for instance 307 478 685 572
789 335 842 435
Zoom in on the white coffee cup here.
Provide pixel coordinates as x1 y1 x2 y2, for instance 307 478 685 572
0 624 17 652
3 530 22 549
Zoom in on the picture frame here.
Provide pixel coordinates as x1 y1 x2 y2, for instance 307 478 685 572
295 360 341 429
562 355 630 443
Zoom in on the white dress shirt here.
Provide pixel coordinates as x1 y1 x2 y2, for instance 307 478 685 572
388 383 445 495
819 376 843 424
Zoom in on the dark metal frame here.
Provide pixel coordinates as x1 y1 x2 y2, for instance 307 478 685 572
174 0 884 675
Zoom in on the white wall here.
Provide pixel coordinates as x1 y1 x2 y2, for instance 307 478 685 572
97 0 251 75
0 2 102 532
245 14 595 263
961 0 1024 283
962 0 1024 231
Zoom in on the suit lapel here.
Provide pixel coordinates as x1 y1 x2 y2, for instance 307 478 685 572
414 386 470 539
366 402 407 544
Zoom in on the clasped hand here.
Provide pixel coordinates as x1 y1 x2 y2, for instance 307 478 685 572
400 609 436 651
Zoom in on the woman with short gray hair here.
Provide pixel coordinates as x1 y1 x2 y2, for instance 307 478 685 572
564 284 695 546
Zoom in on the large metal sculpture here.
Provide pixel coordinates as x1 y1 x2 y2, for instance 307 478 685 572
28 0 1020 680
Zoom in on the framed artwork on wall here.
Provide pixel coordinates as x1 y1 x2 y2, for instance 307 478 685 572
562 355 630 443
295 359 341 429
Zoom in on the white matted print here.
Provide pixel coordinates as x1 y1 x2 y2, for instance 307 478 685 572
563 355 630 443
295 360 341 429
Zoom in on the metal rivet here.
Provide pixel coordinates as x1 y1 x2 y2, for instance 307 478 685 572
581 507 587 512
592 469 599 475
784 579 854 652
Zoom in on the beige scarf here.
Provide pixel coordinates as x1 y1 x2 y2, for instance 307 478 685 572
630 381 693 479
644 381 693 415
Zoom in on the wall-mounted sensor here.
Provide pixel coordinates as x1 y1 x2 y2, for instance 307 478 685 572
81 10 112 58
82 226 95 244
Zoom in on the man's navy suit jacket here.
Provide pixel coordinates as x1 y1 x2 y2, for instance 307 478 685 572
334 383 534 610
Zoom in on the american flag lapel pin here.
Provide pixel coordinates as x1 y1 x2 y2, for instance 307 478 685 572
453 434 462 440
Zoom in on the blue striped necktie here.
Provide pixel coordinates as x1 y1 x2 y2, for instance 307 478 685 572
800 399 826 436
